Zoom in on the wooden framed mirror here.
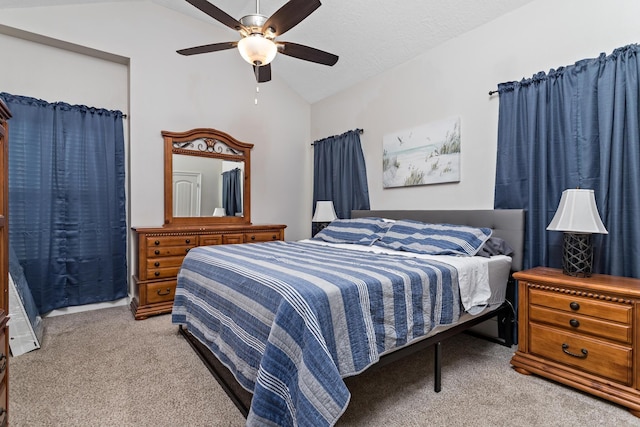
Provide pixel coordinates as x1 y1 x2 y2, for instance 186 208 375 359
163 128 252 226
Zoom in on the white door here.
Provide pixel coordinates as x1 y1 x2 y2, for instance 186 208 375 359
173 171 201 216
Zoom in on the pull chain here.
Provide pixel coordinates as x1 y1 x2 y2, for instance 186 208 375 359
254 65 260 105
253 0 262 104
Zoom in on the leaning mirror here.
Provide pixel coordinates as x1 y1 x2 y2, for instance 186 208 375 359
163 128 253 226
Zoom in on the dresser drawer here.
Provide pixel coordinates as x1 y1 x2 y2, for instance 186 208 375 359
146 280 177 304
0 380 6 427
223 233 244 244
529 288 631 324
529 305 632 344
146 266 182 280
199 235 223 246
0 327 6 381
245 230 282 243
529 323 632 385
146 235 197 247
147 245 194 258
146 255 186 271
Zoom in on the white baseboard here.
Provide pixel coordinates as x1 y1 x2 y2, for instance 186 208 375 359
44 297 130 318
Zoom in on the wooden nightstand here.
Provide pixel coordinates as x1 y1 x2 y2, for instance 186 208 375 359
511 267 640 417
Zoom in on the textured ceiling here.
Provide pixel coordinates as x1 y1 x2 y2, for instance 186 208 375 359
0 0 536 103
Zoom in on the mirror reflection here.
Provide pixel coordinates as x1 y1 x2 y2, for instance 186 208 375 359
172 155 245 218
163 128 253 226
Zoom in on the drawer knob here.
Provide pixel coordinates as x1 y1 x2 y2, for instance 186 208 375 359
562 343 588 359
569 319 580 328
569 302 580 311
154 240 160 245
157 288 171 296
154 271 160 277
154 262 160 267
185 239 191 244
272 235 277 240
155 250 160 255
185 248 190 253
251 235 256 240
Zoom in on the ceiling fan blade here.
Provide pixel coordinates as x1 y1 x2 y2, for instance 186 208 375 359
177 41 237 56
262 0 321 37
186 0 244 31
278 42 338 66
253 64 272 83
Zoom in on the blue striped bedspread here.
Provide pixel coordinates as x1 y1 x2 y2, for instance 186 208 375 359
172 240 468 426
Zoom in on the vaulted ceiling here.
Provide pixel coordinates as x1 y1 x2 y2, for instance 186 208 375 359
0 0 536 103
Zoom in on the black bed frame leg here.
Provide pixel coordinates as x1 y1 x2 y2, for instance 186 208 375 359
434 341 442 393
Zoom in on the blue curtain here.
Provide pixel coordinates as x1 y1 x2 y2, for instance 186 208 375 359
313 129 370 219
494 44 640 278
222 167 242 216
0 92 128 313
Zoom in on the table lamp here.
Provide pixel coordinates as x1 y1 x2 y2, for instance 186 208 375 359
547 189 608 277
312 201 337 236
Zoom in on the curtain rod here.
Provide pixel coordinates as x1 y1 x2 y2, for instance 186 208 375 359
311 128 364 146
488 89 498 96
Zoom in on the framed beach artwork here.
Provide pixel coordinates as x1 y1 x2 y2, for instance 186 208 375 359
383 116 461 188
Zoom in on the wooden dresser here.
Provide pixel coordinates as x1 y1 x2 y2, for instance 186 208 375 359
0 99 11 424
511 267 640 417
130 224 286 320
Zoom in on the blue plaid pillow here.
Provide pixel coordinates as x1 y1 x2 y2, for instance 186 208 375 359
313 217 391 245
376 219 492 256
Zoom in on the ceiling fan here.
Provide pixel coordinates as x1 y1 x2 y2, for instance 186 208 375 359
178 0 339 83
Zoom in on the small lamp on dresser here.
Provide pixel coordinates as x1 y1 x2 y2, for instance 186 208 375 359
546 188 608 277
312 201 337 237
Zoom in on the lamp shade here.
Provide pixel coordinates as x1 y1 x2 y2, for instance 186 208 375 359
237 35 277 66
547 189 608 234
212 207 226 217
312 201 337 222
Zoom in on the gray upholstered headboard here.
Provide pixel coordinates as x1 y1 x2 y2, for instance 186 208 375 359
351 209 526 271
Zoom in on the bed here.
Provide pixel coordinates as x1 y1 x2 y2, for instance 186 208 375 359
172 209 525 426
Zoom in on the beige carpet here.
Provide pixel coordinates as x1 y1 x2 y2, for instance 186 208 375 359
8 306 639 426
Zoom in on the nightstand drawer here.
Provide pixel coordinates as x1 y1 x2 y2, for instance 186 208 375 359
530 305 632 344
529 323 632 385
529 288 631 324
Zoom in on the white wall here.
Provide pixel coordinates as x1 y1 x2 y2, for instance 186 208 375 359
0 32 129 110
311 0 640 211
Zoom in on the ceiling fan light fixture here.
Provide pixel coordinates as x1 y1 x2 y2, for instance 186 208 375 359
238 35 277 66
